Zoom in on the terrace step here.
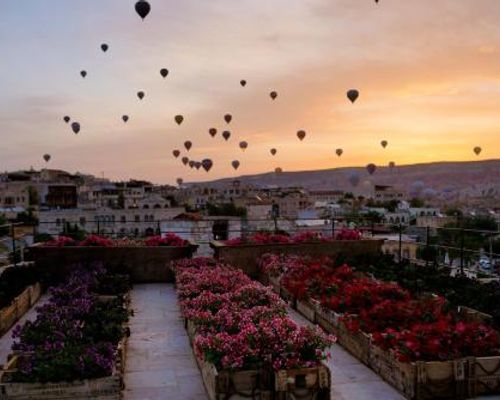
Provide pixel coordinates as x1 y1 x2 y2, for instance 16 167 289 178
122 284 207 400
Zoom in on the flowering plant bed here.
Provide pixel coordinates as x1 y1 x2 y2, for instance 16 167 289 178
210 234 383 278
172 257 333 400
27 235 198 283
259 253 500 399
0 265 130 400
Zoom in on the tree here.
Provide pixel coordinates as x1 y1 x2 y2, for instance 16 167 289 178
409 198 424 208
206 203 247 217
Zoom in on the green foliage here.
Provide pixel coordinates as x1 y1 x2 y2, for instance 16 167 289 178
34 233 54 243
409 197 425 208
206 202 247 217
365 199 399 212
62 223 86 241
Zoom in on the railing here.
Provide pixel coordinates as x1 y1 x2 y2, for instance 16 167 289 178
2 217 499 275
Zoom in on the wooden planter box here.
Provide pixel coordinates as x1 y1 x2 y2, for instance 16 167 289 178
316 307 340 333
0 337 127 400
470 356 500 397
210 239 384 277
0 283 42 337
268 275 281 294
296 299 317 323
26 243 198 283
198 358 330 400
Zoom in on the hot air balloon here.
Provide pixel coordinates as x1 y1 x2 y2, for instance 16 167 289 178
335 149 343 157
80 70 87 78
381 140 388 149
137 91 145 100
184 141 192 151
474 146 482 156
348 172 360 187
275 167 283 174
409 181 425 197
347 89 359 103
175 115 184 125
422 188 436 201
101 44 109 53
209 128 217 137
122 115 129 123
224 114 232 124
176 178 183 186
270 148 277 156
181 157 189 166
63 116 70 123
189 160 195 168
232 160 240 170
388 161 396 169
222 131 231 141
71 122 80 134
366 163 377 175
239 141 248 151
194 161 202 170
135 1 151 20
43 154 51 163
240 80 247 87
297 130 306 141
270 91 278 100
202 159 213 172
173 150 180 158
160 68 169 78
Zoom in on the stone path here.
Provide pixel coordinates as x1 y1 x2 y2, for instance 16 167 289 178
287 307 405 400
0 294 49 368
123 284 207 400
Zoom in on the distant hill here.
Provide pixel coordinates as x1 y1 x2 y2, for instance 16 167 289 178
193 160 500 197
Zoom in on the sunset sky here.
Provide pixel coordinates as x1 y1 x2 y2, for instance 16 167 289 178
1 0 500 184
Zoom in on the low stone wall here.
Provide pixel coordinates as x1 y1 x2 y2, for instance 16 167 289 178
210 239 384 277
26 244 198 283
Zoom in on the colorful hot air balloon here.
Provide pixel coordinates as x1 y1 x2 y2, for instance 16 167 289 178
175 115 184 125
389 161 396 169
181 157 189 166
474 146 482 156
101 44 109 53
80 70 87 78
232 160 240 170
184 141 192 151
224 114 232 124
209 128 217 137
189 160 195 168
270 148 277 156
160 68 169 78
270 91 278 100
335 149 343 157
71 122 80 134
366 163 377 175
135 0 151 20
239 141 248 151
297 130 306 141
240 80 247 87
202 159 213 172
347 89 359 103
43 154 51 163
137 91 145 100
381 140 388 149
176 178 183 186
63 116 70 123
275 167 283 174
194 161 202 170
172 150 181 158
222 131 231 141
122 115 129 123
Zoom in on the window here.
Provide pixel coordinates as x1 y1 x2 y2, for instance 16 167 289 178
121 216 126 223
135 215 140 222
79 217 86 226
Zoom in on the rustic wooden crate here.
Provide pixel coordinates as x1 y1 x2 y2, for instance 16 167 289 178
274 364 331 400
456 306 493 325
315 307 340 333
369 344 473 400
470 356 500 397
0 355 122 400
198 358 273 400
296 299 316 323
268 275 281 294
334 319 371 366
0 284 42 337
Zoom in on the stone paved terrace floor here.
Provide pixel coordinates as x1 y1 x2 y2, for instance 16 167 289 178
0 294 49 369
123 284 206 400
